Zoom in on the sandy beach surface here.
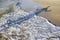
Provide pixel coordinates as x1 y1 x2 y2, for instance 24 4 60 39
34 0 60 26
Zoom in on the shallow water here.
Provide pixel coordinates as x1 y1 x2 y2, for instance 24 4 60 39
34 0 60 26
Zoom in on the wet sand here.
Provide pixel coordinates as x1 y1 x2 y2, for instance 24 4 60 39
33 0 60 26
